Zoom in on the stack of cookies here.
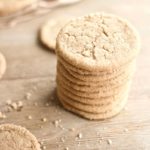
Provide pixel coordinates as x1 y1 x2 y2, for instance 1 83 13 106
56 13 140 120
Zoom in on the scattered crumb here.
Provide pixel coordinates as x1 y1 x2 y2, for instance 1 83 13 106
0 112 6 119
64 147 69 150
124 128 128 132
40 125 43 129
34 102 38 106
107 139 112 145
77 133 83 139
6 101 23 111
99 139 102 144
53 119 61 127
60 137 65 143
27 115 32 120
6 99 12 105
41 118 47 122
42 146 46 150
69 128 75 132
45 103 50 107
25 92 31 100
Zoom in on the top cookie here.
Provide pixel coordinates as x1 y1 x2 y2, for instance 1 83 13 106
0 124 41 150
0 0 37 16
56 13 140 71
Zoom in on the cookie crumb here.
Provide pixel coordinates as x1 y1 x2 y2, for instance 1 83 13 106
42 146 46 150
27 115 32 120
0 112 6 119
6 99 12 105
124 128 128 132
60 137 65 142
64 147 69 150
45 103 50 107
107 139 112 145
53 119 61 127
41 118 47 122
69 128 75 131
34 102 38 106
25 92 31 100
77 133 83 139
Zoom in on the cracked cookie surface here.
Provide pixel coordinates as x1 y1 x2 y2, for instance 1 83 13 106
56 13 140 71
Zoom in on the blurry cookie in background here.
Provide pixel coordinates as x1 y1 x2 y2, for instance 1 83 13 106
40 17 72 52
0 0 37 16
0 52 6 79
0 124 41 150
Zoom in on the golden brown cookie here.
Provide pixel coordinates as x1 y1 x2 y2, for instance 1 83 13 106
56 13 140 71
0 124 41 150
59 96 127 120
57 85 130 105
58 60 135 82
57 86 129 113
57 62 135 87
57 78 131 98
40 18 71 51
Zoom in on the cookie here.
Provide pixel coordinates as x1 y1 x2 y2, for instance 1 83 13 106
0 52 6 79
57 78 131 98
57 69 132 93
57 85 130 105
0 0 37 16
40 18 71 51
57 62 135 87
0 124 41 150
59 95 127 120
56 12 140 72
58 55 135 75
58 60 135 82
57 86 129 113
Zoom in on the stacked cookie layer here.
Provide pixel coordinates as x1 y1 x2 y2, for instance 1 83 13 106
56 13 140 120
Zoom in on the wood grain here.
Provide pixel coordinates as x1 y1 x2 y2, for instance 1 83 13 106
0 0 150 149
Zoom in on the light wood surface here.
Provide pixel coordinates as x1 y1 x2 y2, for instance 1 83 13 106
0 0 150 149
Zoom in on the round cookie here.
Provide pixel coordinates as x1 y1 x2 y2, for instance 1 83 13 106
0 52 6 79
57 62 135 87
0 124 41 150
59 95 128 120
0 0 37 16
57 84 130 105
57 70 132 93
58 60 135 82
57 87 129 113
58 55 135 75
56 13 140 72
40 18 71 51
57 78 131 98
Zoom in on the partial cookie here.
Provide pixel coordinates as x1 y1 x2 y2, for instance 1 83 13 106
40 18 71 51
57 70 132 93
57 85 130 105
58 55 135 75
0 124 41 150
57 62 134 87
0 52 6 79
59 96 127 120
58 60 135 82
57 78 131 98
57 87 128 113
56 13 140 71
0 0 37 16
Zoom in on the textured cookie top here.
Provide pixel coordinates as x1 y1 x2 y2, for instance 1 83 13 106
0 124 41 150
56 13 140 71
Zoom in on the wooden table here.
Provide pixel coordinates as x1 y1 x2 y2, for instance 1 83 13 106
0 0 150 149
